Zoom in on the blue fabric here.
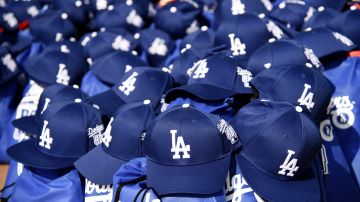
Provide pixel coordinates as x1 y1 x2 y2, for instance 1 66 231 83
9 168 83 202
166 97 236 122
84 179 113 202
80 71 111 97
112 158 226 202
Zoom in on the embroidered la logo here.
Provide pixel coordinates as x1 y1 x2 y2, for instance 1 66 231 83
102 118 113 147
96 0 108 10
297 83 315 111
2 54 17 72
170 130 190 159
39 120 53 150
237 67 253 88
304 48 321 68
148 38 168 56
3 12 17 28
126 9 143 28
231 0 245 15
88 124 105 146
278 150 299 177
228 33 246 56
332 32 354 47
266 21 284 39
56 64 70 85
192 59 209 79
112 35 131 52
118 72 138 96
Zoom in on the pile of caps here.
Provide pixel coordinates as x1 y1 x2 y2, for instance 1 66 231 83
1 0 360 201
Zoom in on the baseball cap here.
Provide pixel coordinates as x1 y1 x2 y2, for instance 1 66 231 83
53 0 90 25
74 102 155 185
12 84 89 135
23 46 87 87
247 39 324 76
294 27 357 58
250 64 334 120
90 67 174 116
7 101 104 169
327 10 360 47
180 26 215 59
90 51 146 86
154 1 202 39
29 9 78 44
81 30 137 62
0 46 20 86
302 6 340 30
138 28 176 67
214 13 272 58
165 55 254 102
231 100 321 202
144 104 238 195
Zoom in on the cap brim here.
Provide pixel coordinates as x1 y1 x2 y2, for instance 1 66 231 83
74 145 127 185
12 116 40 135
236 154 320 202
147 154 231 195
89 89 126 116
7 139 78 169
165 83 244 103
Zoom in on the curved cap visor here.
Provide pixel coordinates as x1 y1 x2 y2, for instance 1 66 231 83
7 139 78 169
12 116 40 135
147 154 231 195
165 83 249 103
89 89 126 116
236 154 320 202
74 145 127 185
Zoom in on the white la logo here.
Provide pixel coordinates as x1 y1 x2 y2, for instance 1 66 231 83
126 9 143 28
27 6 39 17
192 59 209 79
119 72 138 95
148 38 168 56
2 54 17 72
228 33 246 56
237 67 252 88
297 83 315 111
170 130 190 159
278 150 299 177
332 32 354 47
96 0 107 10
39 120 53 149
102 118 113 147
266 21 284 39
304 48 321 68
112 35 131 52
3 12 17 28
56 64 70 85
231 0 245 15
40 98 51 115
327 96 355 129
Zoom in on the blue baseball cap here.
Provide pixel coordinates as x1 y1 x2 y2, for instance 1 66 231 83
74 102 155 185
144 104 238 195
45 40 85 60
247 39 324 76
294 27 357 58
0 46 20 86
231 100 321 202
90 2 146 33
23 46 87 87
138 28 176 67
53 0 90 25
29 9 78 44
302 6 340 30
165 55 254 102
180 26 215 58
80 30 137 62
90 67 174 116
90 51 146 86
327 10 360 47
12 84 89 135
154 1 202 39
214 0 272 28
7 101 104 169
214 13 272 58
251 64 334 120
